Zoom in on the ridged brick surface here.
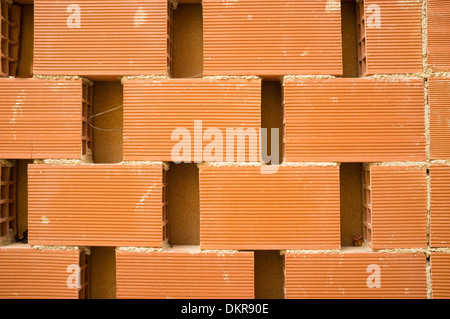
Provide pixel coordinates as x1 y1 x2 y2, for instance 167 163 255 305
369 165 427 249
28 164 164 247
0 78 85 159
283 78 426 162
285 252 427 299
429 78 450 160
34 0 168 79
362 0 422 75
0 244 86 299
203 0 343 77
199 165 340 250
427 0 450 72
123 78 261 162
430 165 450 247
431 253 450 299
116 247 254 299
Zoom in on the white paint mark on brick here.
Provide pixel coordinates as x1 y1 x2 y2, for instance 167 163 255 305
134 7 148 28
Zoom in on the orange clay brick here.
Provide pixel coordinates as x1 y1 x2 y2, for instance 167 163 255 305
429 78 450 160
283 78 426 162
0 78 91 159
430 165 450 247
0 244 90 299
34 0 168 79
199 165 340 250
203 0 343 77
28 164 166 247
364 165 427 249
356 0 422 76
431 253 450 299
123 78 261 162
427 0 450 72
116 247 254 299
285 252 427 299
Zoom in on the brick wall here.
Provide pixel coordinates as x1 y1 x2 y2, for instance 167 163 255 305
0 0 449 299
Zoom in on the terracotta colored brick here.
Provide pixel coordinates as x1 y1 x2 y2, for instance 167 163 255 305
0 162 17 242
285 252 427 299
365 166 427 249
356 0 422 75
429 78 450 160
116 247 254 299
199 165 340 250
28 164 166 247
0 244 90 299
431 253 450 299
283 78 426 162
123 78 261 162
203 0 343 77
430 165 450 247
34 0 168 79
0 78 91 159
427 0 450 72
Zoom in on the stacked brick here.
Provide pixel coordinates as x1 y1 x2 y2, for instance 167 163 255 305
0 0 449 299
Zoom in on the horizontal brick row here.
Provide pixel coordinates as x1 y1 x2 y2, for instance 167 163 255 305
3 246 449 299
8 163 444 250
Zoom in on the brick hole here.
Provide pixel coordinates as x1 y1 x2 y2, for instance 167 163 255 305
167 163 199 245
261 80 284 165
340 163 364 248
254 251 285 299
171 2 203 78
341 0 359 77
89 247 116 299
92 81 123 163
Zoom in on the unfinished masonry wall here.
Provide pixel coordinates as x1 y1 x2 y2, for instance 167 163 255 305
0 0 450 299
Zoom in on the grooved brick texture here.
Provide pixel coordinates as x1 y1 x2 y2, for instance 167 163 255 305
362 0 422 75
199 165 340 250
34 0 168 78
116 248 254 299
431 253 450 299
0 244 86 299
28 164 164 247
285 252 427 299
427 0 450 72
368 166 427 249
430 165 450 247
203 0 343 77
429 78 450 160
0 78 85 159
123 78 261 162
283 78 426 162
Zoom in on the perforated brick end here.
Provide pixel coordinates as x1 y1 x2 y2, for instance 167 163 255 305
81 80 93 156
0 0 20 77
0 163 17 242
